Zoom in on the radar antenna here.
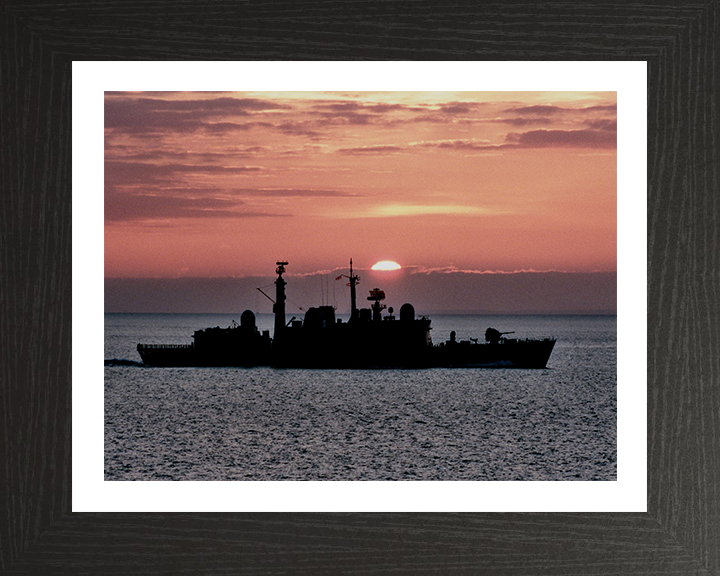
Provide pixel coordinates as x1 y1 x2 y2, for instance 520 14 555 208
367 287 386 321
336 258 360 320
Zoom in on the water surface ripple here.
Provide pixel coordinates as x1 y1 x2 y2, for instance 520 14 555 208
105 314 616 481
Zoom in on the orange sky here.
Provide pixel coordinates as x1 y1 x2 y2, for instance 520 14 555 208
105 91 616 279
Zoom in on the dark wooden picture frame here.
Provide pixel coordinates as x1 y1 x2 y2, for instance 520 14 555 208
2 2 718 574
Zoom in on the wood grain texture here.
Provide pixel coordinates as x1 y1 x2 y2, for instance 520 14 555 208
1 1 718 574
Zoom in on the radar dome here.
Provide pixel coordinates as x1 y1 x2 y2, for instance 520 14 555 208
240 309 256 329
399 303 415 322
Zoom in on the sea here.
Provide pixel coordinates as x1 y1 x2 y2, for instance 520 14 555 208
105 313 616 481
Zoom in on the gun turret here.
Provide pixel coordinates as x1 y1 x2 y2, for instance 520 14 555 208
485 327 515 344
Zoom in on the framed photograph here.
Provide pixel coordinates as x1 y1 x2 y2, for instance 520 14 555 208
76 62 644 513
3 3 717 574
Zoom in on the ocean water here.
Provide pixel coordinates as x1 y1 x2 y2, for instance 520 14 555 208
105 313 616 481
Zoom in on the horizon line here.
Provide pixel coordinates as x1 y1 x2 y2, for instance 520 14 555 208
104 269 618 280
104 310 618 316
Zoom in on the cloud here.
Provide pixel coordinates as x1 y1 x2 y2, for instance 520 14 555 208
338 145 406 155
105 148 269 163
411 139 494 151
584 119 617 131
105 161 264 185
313 101 365 112
314 101 413 113
504 104 617 116
337 127 617 157
105 91 241 97
490 116 555 126
202 122 257 133
409 265 568 275
505 129 616 148
105 188 290 222
106 193 244 221
503 105 567 115
312 110 381 127
313 101 418 116
497 104 618 137
437 102 485 115
427 139 492 150
105 96 288 134
106 95 287 116
275 121 321 137
233 188 357 197
582 104 617 113
410 129 617 152
408 113 454 124
104 183 350 223
310 99 483 128
357 204 501 218
309 101 395 127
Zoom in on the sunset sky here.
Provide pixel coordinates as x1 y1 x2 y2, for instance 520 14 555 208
104 91 617 313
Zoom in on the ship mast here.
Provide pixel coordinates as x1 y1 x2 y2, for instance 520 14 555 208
274 261 288 339
336 258 361 320
348 258 359 320
332 258 367 320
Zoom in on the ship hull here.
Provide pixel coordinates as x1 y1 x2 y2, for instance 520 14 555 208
430 338 556 369
137 338 556 369
137 343 272 367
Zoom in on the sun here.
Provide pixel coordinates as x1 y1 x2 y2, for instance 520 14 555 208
371 260 401 271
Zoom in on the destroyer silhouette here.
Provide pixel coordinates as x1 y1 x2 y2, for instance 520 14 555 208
137 260 556 368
